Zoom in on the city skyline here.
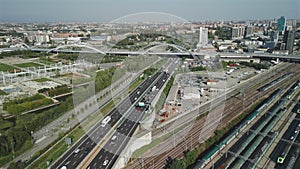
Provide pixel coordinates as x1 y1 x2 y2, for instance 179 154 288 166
0 0 299 23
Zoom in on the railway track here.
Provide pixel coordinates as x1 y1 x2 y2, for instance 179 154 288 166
124 63 300 169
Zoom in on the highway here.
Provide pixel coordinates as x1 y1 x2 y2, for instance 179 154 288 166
51 64 165 169
85 60 178 169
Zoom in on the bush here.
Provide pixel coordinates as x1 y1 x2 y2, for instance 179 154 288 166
239 61 269 70
3 94 53 115
38 85 71 97
190 66 206 72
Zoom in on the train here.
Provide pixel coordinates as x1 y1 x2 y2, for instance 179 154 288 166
257 73 293 92
196 89 282 168
277 127 299 164
196 79 300 168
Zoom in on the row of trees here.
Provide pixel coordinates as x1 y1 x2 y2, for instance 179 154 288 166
114 33 184 50
0 50 50 59
95 66 116 93
3 94 53 115
38 85 71 97
100 55 126 63
0 96 74 166
143 68 157 77
3 94 45 110
0 125 32 157
239 61 269 70
214 27 232 40
57 53 79 61
163 76 175 97
190 66 206 72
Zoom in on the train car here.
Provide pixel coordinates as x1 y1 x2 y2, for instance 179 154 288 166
277 127 299 164
292 103 300 114
277 144 291 164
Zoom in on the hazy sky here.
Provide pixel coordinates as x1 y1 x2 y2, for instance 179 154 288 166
0 0 299 22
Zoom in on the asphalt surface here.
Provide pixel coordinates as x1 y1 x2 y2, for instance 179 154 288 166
51 70 163 169
86 70 172 169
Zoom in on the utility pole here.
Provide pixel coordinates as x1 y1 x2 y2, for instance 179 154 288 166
173 129 176 147
241 88 245 110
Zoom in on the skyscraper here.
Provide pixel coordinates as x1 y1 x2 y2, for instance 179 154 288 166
197 27 208 48
283 30 295 54
277 16 286 34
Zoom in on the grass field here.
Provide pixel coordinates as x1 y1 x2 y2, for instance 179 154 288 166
33 78 50 83
38 58 57 65
14 62 43 68
0 63 16 72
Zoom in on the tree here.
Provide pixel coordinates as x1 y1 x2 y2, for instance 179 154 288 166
168 159 186 169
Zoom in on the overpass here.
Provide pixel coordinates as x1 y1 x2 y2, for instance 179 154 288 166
1 46 300 61
219 53 300 62
31 48 300 61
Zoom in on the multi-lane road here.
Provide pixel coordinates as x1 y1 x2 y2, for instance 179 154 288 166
85 60 178 169
52 65 163 169
52 58 178 169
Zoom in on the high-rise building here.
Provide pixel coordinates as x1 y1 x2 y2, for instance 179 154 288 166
283 30 295 54
197 27 208 48
245 26 254 38
277 16 286 34
269 20 277 29
232 26 245 39
270 31 279 43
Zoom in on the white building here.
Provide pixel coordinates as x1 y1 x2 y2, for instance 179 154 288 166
197 27 208 48
182 86 200 100
232 26 245 39
35 34 50 43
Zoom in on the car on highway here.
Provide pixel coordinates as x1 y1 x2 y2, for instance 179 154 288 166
101 116 111 127
74 148 80 153
103 160 109 166
290 136 295 140
61 166 67 169
111 135 117 144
